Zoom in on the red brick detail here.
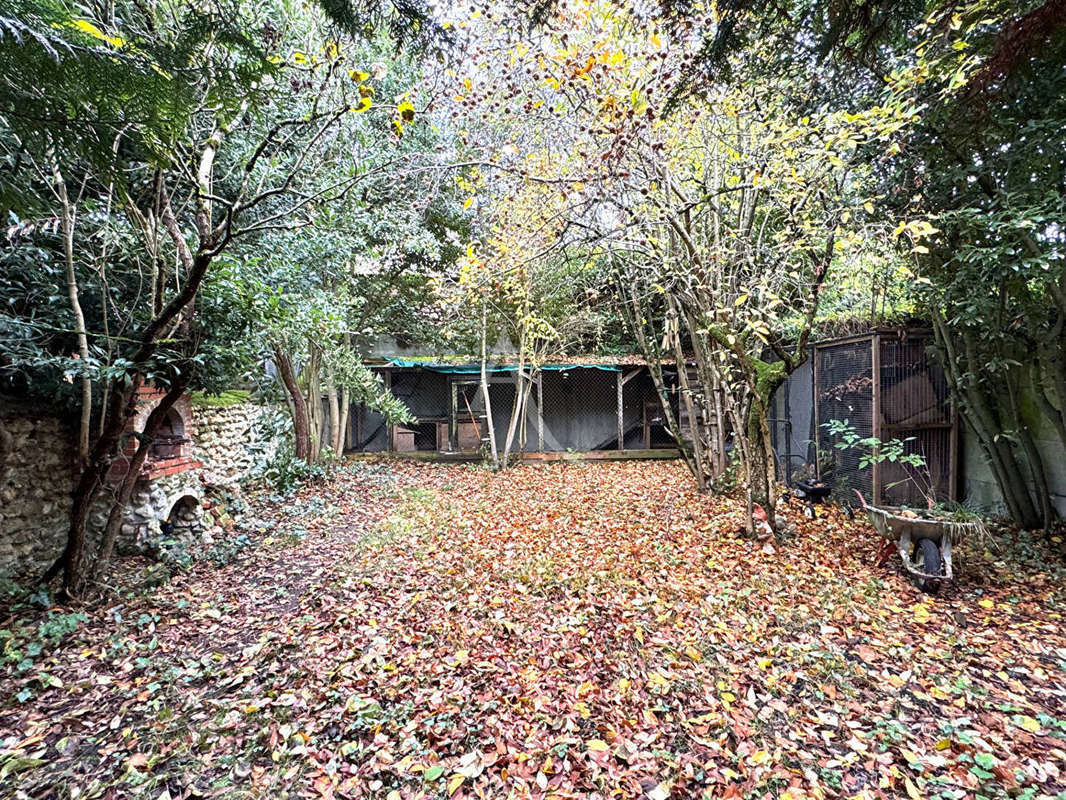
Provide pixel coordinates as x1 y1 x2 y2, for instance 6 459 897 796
143 458 202 480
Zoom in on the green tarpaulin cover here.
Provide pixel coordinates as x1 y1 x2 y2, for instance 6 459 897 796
384 358 621 374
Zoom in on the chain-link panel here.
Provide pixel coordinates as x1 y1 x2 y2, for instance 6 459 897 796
348 365 684 456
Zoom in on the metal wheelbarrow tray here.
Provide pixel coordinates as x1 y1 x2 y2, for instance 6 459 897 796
856 494 984 595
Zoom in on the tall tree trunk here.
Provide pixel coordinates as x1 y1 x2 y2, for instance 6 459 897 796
46 106 253 595
932 316 1042 528
683 306 727 478
336 386 350 456
337 332 355 456
52 160 92 463
326 378 340 459
48 244 218 595
716 367 757 535
274 346 311 461
621 288 696 478
480 301 499 467
501 344 526 467
306 348 323 462
668 299 707 491
1006 371 1054 530
93 378 187 578
745 394 780 531
39 375 143 595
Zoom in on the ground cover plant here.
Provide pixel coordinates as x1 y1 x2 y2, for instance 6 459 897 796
2 461 1064 799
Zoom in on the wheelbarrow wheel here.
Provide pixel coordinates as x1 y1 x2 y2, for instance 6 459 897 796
912 538 943 595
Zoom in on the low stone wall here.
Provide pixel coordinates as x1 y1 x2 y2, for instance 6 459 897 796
105 400 277 558
192 402 272 487
99 470 206 558
0 397 278 582
0 416 77 581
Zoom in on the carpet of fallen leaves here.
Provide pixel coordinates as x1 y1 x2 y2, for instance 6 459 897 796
2 460 1066 800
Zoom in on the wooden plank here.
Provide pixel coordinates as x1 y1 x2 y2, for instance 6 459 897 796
812 346 821 481
871 333 882 506
643 400 651 449
355 404 363 451
537 373 544 452
617 371 624 451
883 422 955 433
343 448 681 464
449 380 459 452
621 367 642 386
521 448 680 462
384 369 393 454
949 397 959 502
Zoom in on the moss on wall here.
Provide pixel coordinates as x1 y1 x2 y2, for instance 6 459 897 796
190 390 251 409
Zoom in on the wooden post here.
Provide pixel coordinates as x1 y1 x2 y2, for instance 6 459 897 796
354 404 362 451
384 369 393 453
450 380 459 452
871 334 882 506
712 375 727 476
619 368 643 450
537 373 544 452
948 405 959 502
643 400 650 449
812 347 820 481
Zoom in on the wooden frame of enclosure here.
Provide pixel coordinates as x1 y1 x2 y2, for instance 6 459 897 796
812 328 958 506
367 363 678 459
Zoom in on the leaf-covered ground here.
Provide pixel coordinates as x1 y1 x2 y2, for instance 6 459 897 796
2 461 1065 800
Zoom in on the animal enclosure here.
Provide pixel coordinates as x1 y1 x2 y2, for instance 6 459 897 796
346 360 681 457
812 329 957 506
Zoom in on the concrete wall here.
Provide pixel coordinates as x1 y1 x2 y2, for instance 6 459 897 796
961 401 1066 518
771 360 815 479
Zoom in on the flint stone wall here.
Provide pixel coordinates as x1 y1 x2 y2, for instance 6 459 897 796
0 398 275 581
192 402 273 487
0 415 78 581
94 471 206 558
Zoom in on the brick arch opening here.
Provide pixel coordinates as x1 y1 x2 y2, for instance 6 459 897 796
162 493 203 538
150 408 188 461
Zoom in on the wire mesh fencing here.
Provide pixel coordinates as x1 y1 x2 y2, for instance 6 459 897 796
815 339 875 502
346 364 683 457
794 330 957 507
346 334 956 506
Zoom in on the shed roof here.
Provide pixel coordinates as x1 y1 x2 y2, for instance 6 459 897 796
381 357 631 374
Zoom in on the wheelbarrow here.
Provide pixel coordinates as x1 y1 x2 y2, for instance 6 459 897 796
853 491 981 595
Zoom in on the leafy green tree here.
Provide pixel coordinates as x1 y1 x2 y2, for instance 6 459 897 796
508 0 1066 529
0 0 445 594
446 3 906 529
204 42 468 464
750 0 1066 529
